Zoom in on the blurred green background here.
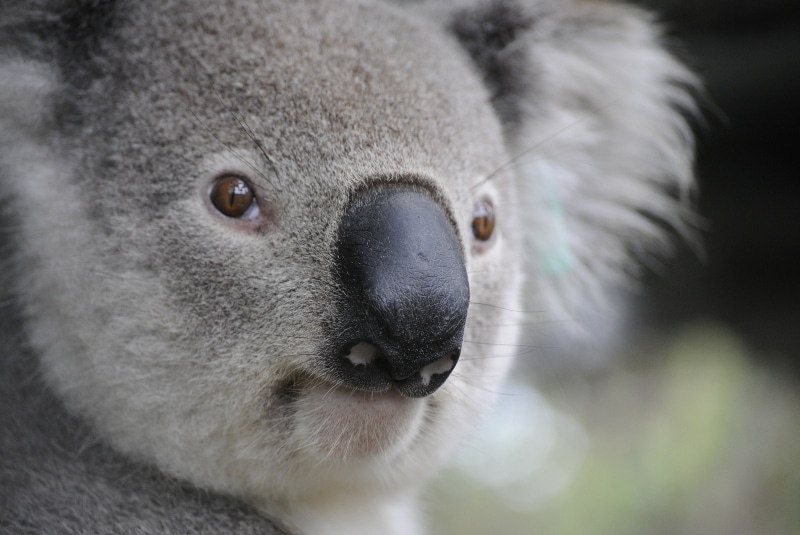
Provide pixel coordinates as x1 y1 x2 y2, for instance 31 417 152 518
428 325 800 534
429 1 800 533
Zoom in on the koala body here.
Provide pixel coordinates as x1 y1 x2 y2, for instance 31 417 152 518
0 1 695 534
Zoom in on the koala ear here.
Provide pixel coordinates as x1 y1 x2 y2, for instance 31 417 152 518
447 0 698 331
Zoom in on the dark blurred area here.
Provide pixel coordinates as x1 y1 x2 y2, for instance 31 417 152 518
634 0 800 376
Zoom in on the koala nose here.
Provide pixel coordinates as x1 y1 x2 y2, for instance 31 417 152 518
333 186 470 398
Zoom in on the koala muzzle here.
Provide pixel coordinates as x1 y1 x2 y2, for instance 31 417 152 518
333 186 470 398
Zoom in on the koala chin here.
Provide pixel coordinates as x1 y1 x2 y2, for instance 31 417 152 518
0 0 696 534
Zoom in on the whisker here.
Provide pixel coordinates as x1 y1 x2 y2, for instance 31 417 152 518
189 103 271 185
466 319 578 329
468 301 545 314
211 89 280 178
463 97 623 196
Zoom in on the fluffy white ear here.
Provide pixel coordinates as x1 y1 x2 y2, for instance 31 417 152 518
447 0 698 338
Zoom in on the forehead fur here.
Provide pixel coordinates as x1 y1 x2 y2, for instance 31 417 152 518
55 1 505 178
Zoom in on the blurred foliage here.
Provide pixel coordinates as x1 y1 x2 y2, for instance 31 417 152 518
427 324 800 535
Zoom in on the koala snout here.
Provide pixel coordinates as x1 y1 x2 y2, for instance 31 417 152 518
332 187 470 398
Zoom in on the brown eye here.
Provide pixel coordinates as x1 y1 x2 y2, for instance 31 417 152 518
472 200 495 241
210 175 256 218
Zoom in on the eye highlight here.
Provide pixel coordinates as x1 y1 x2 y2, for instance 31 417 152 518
210 175 257 218
471 200 495 241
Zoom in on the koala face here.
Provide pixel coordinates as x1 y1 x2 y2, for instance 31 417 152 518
1 0 695 532
5 0 522 512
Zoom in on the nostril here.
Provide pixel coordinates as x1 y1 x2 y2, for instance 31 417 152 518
419 353 456 386
344 341 380 368
338 341 394 392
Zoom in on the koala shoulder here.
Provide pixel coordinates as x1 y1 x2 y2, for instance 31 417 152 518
0 1 696 534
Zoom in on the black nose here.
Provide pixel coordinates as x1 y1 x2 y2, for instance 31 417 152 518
331 186 469 398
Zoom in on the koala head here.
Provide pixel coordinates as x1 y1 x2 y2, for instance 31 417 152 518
0 0 695 530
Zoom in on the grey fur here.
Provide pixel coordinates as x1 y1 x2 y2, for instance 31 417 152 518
0 303 290 534
0 1 696 533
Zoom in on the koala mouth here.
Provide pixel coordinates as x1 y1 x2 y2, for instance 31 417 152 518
289 370 428 461
336 341 459 398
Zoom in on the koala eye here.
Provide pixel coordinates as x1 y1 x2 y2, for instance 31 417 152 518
210 175 258 218
471 200 495 241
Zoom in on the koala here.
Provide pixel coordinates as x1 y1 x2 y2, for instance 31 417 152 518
0 0 696 534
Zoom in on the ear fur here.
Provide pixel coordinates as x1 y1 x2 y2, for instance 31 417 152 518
443 0 698 335
1 1 119 90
